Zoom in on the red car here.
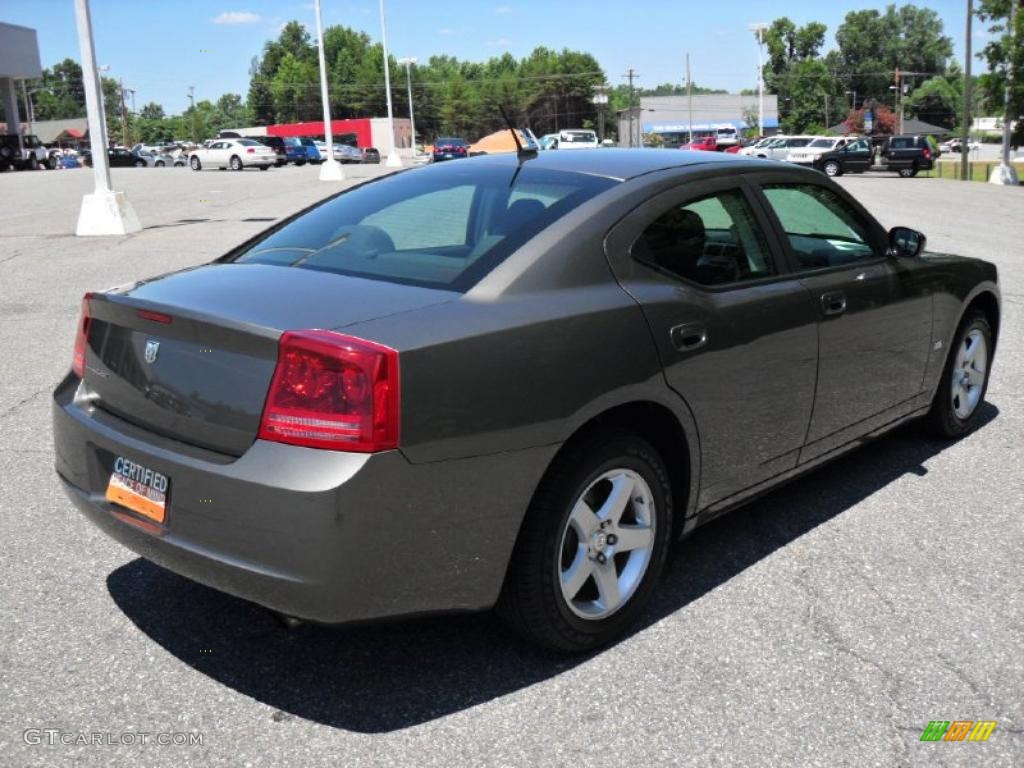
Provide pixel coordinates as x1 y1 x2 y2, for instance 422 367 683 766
679 136 717 152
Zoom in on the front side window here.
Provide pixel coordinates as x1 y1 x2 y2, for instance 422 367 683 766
846 139 871 152
633 189 775 287
761 184 876 269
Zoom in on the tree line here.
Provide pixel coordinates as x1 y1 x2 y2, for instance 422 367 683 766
3 3 1019 146
763 1 1020 140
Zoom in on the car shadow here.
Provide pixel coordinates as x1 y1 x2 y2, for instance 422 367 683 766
106 405 997 733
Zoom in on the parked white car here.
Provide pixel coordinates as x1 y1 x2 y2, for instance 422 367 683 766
738 136 780 157
746 136 817 160
786 137 850 165
540 129 599 150
189 139 276 171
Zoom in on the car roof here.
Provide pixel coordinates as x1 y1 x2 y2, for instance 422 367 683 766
448 148 769 182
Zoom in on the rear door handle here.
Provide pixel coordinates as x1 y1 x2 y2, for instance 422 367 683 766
670 323 707 352
821 291 847 316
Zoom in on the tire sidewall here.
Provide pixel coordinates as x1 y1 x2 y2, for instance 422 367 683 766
534 434 673 645
824 160 840 177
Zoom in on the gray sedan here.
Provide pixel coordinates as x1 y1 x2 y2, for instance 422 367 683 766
53 150 1000 650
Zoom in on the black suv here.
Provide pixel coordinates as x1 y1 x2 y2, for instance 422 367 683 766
813 134 938 178
247 136 288 166
882 135 938 177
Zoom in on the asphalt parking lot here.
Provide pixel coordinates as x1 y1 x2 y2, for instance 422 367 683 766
1 163 1022 767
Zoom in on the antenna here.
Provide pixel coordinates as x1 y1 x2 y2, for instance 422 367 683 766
498 104 537 161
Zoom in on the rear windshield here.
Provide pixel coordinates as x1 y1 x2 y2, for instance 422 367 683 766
436 138 466 146
237 139 262 146
227 165 617 291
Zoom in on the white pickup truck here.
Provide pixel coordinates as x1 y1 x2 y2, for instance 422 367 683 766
0 134 52 170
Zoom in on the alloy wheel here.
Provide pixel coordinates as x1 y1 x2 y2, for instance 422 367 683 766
951 329 987 419
557 469 656 620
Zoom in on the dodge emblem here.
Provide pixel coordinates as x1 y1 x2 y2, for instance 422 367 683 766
144 340 160 364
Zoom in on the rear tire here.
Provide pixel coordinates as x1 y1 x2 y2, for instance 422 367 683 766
898 165 918 178
28 154 39 170
134 159 146 167
823 160 842 177
190 156 201 171
497 432 673 651
259 165 269 170
155 160 165 167
230 155 242 171
926 311 993 438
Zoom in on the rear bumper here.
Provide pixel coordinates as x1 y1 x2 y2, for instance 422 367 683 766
53 375 556 623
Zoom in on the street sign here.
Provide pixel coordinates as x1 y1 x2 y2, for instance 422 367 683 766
864 110 874 133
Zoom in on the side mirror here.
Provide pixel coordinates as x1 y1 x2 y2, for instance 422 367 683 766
888 226 926 258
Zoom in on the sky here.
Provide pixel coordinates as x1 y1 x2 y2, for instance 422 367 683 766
1 0 990 116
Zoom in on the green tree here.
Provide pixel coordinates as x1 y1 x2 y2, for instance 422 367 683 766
976 0 1024 146
903 75 960 128
835 5 954 111
139 102 165 120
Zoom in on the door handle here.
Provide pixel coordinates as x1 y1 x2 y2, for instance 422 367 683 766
821 291 847 316
670 323 707 352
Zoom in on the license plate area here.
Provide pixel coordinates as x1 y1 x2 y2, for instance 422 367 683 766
105 456 169 524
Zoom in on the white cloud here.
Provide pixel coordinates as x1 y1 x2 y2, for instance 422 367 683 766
495 5 513 14
486 37 512 47
211 11 262 25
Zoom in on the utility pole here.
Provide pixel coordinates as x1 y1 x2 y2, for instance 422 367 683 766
397 57 417 152
623 68 638 147
962 0 973 181
686 53 693 145
990 0 1020 184
187 85 196 142
824 92 830 128
118 77 128 146
750 23 769 137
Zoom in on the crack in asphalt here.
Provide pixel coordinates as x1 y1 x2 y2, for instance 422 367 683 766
793 565 910 765
0 387 51 421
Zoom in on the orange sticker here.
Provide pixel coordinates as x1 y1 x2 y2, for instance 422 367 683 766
106 473 166 524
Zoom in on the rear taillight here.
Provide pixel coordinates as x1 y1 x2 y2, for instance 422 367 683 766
246 147 255 154
922 147 931 160
72 292 94 377
258 330 400 452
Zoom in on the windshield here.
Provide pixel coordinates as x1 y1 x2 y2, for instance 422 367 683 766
228 165 617 292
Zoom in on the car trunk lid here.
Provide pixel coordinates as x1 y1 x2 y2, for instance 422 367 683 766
83 264 453 455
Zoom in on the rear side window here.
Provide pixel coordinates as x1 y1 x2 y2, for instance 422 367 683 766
761 184 876 269
633 189 775 287
889 137 914 149
229 166 616 291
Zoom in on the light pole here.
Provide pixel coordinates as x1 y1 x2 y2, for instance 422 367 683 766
378 0 402 167
990 0 1019 185
749 23 769 137
73 0 140 235
846 90 857 111
314 0 344 180
397 57 417 154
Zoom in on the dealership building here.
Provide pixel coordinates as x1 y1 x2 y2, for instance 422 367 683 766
618 94 780 147
223 117 412 152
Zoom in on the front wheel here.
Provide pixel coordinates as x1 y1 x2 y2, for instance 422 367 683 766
190 156 201 171
134 159 146 167
155 160 165 167
259 165 269 171
497 432 673 651
823 160 842 177
27 155 39 170
898 165 918 178
926 311 993 438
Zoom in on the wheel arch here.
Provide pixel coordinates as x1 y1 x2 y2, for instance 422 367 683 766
537 399 701 541
963 289 1000 349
